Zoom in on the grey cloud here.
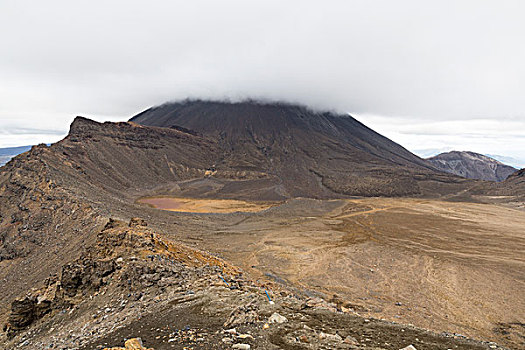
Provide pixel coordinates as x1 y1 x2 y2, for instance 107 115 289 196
1 0 525 118
0 1 524 155
0 127 65 136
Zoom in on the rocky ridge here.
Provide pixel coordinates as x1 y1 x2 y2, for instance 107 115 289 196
0 218 505 350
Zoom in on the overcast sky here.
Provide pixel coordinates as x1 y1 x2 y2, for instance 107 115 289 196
1 1 524 165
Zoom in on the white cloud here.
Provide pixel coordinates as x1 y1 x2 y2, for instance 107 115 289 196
355 114 525 165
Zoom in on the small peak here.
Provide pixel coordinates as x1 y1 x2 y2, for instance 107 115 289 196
71 115 99 126
68 116 103 137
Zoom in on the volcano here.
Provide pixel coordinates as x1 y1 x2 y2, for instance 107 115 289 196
129 100 469 198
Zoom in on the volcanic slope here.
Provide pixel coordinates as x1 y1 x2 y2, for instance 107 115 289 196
130 100 472 198
472 167 525 209
504 168 525 193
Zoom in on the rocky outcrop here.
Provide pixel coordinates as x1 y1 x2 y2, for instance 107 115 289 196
6 297 44 335
128 217 147 227
2 217 240 340
3 274 57 337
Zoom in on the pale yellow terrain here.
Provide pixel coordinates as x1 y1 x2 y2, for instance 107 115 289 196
138 196 279 213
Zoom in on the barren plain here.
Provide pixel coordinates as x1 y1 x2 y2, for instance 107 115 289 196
141 195 525 347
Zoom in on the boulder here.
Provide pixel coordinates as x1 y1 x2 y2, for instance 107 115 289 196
268 312 287 324
319 331 343 342
344 335 359 345
232 344 251 350
103 337 154 350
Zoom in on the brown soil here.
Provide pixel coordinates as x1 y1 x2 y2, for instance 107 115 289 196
159 197 525 348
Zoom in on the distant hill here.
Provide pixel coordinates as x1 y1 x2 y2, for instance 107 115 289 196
427 151 516 182
0 145 32 166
